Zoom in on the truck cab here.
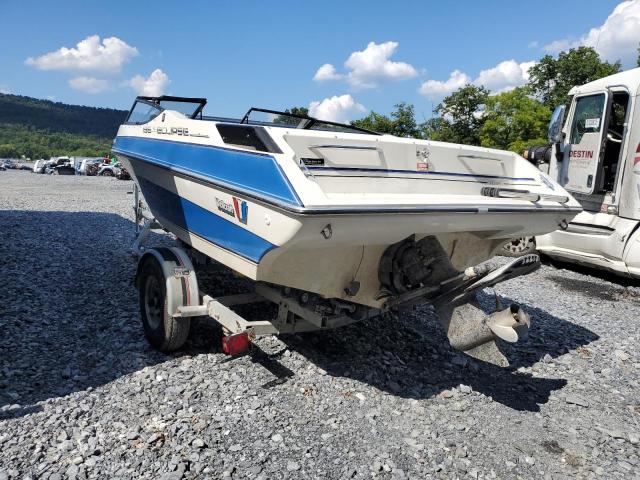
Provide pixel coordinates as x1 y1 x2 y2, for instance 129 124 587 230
535 68 640 278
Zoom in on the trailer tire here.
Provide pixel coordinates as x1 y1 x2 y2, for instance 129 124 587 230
138 255 190 352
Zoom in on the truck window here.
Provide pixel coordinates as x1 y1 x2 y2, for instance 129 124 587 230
570 94 605 144
600 91 629 193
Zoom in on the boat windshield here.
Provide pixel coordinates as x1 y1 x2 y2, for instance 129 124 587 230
157 100 204 118
240 108 379 135
130 96 207 121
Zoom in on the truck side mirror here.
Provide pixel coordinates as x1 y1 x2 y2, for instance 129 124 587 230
547 105 566 144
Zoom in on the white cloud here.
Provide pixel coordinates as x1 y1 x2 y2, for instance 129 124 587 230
345 41 418 89
418 60 535 98
544 0 640 65
308 94 366 123
475 60 536 92
543 38 574 54
313 63 343 82
528 40 539 48
0 85 10 94
26 35 138 73
125 69 170 96
312 41 418 89
419 70 471 98
68 76 109 94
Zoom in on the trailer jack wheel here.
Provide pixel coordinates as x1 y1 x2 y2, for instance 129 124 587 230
138 254 191 352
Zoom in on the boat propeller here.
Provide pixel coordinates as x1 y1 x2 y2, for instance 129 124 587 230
486 301 530 344
434 295 532 367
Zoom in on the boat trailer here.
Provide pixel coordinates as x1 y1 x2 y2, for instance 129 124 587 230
131 188 539 367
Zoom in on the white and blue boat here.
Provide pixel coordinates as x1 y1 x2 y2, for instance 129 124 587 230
113 96 581 310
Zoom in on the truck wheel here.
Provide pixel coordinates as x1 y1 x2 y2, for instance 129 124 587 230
138 255 190 352
100 170 114 177
501 236 536 257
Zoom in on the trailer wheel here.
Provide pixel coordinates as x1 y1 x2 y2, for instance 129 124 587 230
138 255 190 352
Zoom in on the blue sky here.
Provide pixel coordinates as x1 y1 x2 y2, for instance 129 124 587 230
0 0 637 122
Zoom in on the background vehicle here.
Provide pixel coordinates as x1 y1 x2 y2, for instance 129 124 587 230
115 165 131 180
32 160 45 173
85 160 103 176
522 67 640 279
43 156 73 174
98 161 126 177
74 157 103 175
2 159 17 169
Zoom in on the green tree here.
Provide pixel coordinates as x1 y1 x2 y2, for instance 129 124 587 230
425 84 489 145
352 102 420 137
420 117 457 143
637 43 640 68
351 111 395 133
527 46 621 108
479 87 551 153
0 123 112 159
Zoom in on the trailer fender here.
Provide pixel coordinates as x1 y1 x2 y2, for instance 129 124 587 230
135 247 200 317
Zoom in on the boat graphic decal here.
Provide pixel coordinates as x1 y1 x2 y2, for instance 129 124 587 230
215 197 236 218
215 196 248 224
233 197 249 224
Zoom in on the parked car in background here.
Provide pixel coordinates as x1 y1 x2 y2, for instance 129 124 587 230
2 159 17 169
0 163 5 171
115 165 131 180
43 157 72 175
32 160 45 173
85 161 102 176
53 156 75 175
98 161 127 177
38 159 55 174
76 157 103 175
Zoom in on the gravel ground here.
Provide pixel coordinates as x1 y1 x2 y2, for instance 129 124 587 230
1 170 639 479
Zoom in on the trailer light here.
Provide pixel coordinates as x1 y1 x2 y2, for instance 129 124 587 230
222 332 250 356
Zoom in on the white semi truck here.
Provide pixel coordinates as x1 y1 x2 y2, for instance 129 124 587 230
522 67 640 279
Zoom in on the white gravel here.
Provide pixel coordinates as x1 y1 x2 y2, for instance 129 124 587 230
1 170 639 479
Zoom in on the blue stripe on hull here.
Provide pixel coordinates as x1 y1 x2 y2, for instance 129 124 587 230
113 136 301 206
137 176 276 263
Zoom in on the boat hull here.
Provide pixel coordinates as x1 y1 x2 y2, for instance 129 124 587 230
117 150 576 308
113 104 581 308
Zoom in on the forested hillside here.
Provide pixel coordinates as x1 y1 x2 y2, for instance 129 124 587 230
0 94 127 158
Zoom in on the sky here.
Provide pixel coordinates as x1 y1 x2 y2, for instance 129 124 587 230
0 0 639 123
